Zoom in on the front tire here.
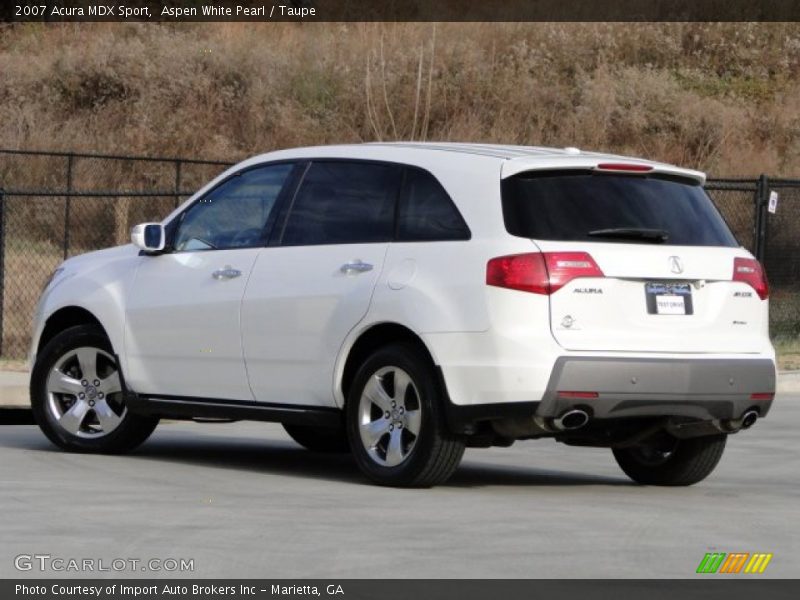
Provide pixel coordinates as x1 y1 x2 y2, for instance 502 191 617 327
31 324 159 454
612 433 727 486
345 343 465 487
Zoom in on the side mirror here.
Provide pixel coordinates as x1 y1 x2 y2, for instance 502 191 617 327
131 223 166 253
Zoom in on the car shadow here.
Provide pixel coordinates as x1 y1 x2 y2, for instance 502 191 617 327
138 440 632 487
137 438 632 487
447 463 632 487
133 434 367 484
1 424 632 488
0 408 35 425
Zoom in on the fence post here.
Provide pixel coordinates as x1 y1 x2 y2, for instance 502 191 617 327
174 160 182 208
63 154 73 259
754 174 770 261
0 188 5 357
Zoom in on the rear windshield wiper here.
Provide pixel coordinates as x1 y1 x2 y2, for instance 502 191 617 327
587 227 669 243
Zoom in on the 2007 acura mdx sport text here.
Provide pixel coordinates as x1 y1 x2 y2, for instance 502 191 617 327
29 143 777 487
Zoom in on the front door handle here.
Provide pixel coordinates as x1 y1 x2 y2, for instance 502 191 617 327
212 266 242 280
340 260 373 274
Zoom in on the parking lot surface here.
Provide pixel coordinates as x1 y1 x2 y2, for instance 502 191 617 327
1 395 798 579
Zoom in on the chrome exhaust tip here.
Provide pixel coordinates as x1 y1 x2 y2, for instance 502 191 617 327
553 409 590 431
741 410 758 430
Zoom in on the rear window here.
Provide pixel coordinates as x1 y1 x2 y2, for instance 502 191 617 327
501 171 738 247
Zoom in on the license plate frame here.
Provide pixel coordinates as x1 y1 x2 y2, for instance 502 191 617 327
645 282 694 315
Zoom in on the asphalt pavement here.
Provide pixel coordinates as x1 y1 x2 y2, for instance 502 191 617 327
1 394 798 579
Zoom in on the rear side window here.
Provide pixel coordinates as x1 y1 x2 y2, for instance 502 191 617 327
397 168 470 241
501 171 738 247
281 161 401 245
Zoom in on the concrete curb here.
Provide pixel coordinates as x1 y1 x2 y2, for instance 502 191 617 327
0 370 29 408
2 369 799 410
778 370 800 393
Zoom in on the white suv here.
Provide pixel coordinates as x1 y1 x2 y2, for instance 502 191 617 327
29 143 776 487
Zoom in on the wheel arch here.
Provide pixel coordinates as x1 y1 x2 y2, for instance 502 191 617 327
337 322 440 407
37 306 111 356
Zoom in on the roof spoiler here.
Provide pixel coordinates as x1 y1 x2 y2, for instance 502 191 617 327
501 156 706 184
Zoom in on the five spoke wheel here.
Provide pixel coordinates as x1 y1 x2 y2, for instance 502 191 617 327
346 343 466 487
358 366 422 467
45 346 126 438
32 324 155 454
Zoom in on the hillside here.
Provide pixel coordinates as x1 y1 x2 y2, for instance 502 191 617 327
1 22 799 176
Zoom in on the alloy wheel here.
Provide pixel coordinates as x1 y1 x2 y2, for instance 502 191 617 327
46 346 126 438
357 366 422 467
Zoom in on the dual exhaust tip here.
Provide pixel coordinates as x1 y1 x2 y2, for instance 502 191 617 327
551 408 758 433
553 409 590 431
740 410 758 430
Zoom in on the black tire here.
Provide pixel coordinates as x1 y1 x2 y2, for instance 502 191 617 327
345 343 465 487
612 433 727 486
283 423 349 453
31 324 159 454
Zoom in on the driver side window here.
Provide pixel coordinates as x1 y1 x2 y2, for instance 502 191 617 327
173 163 293 252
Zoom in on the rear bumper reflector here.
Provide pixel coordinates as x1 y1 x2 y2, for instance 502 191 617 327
557 391 599 399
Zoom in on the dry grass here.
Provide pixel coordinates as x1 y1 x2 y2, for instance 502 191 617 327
2 22 800 359
1 22 799 175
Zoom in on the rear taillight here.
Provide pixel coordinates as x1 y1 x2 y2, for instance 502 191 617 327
733 257 769 300
546 252 605 293
486 253 548 294
486 252 604 295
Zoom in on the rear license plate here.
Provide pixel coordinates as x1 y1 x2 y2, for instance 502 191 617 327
645 282 693 315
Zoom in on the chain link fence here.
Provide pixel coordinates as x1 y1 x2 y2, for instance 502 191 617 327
1 149 799 358
0 149 233 357
704 179 759 254
705 177 800 345
762 180 800 344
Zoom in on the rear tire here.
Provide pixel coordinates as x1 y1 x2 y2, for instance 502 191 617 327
283 423 349 453
346 343 465 487
613 433 727 486
31 324 159 454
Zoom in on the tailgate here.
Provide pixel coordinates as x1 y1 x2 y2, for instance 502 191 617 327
539 241 768 353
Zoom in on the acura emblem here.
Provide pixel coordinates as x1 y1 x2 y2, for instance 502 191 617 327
669 256 684 274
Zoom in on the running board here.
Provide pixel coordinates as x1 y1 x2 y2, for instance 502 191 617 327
127 394 343 427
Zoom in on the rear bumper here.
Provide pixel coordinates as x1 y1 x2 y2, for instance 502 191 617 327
537 356 776 421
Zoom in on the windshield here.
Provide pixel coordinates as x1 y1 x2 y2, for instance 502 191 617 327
501 171 739 247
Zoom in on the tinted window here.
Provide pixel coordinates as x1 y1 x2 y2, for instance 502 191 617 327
174 164 292 251
502 171 738 247
397 168 470 241
281 162 400 245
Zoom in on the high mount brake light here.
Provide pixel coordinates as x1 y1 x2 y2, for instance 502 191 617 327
733 257 769 300
486 252 604 295
595 163 654 173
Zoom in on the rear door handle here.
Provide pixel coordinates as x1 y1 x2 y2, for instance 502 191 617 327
340 260 373 274
212 266 242 280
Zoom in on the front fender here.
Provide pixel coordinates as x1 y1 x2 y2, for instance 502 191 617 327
31 245 141 374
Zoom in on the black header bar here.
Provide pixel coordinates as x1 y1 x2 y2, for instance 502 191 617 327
3 0 800 22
